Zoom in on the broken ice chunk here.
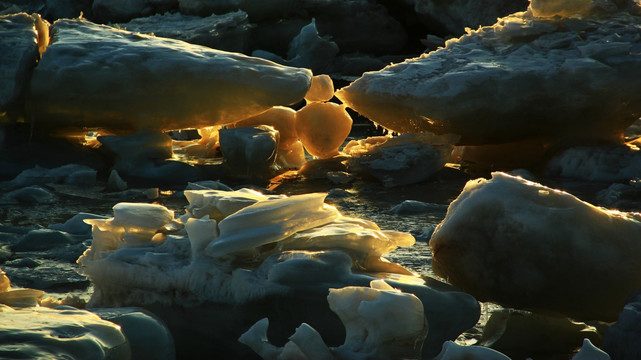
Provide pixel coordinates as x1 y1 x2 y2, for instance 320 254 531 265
344 133 457 187
219 125 279 176
296 102 353 159
111 202 174 230
329 279 427 360
229 106 298 150
304 74 335 103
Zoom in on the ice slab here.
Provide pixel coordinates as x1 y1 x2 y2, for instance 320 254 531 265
430 172 641 321
0 13 43 113
219 125 279 176
228 106 298 150
336 5 641 145
28 18 312 132
344 133 457 187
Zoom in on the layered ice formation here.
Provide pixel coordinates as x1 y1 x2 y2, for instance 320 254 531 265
336 0 641 145
28 18 312 132
430 172 641 321
77 188 480 358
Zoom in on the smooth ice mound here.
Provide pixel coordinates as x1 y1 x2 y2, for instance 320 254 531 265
77 187 480 358
28 18 311 132
430 172 641 321
336 1 641 145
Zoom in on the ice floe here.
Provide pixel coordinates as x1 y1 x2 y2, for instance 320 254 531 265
28 18 312 132
336 1 641 145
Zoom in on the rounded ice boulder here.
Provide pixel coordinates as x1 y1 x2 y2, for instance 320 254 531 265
430 172 641 321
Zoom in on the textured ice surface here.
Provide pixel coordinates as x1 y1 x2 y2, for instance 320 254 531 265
430 172 641 321
336 3 641 144
28 18 311 132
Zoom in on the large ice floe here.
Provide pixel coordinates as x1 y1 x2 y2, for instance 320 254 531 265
77 188 480 358
336 0 641 145
430 172 641 322
28 17 311 132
